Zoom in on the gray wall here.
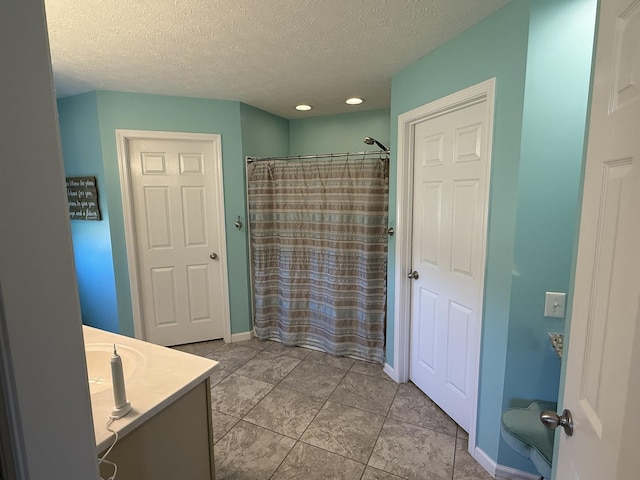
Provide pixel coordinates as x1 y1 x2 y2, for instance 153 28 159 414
0 0 98 478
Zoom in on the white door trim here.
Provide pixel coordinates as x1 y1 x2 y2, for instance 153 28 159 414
393 78 496 454
116 129 231 343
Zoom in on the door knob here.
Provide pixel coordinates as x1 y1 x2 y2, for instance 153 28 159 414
407 270 419 280
540 408 574 436
209 253 218 260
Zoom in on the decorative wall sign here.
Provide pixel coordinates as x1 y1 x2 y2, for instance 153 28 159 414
66 176 102 220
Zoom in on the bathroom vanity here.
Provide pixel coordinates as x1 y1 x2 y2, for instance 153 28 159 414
83 326 218 480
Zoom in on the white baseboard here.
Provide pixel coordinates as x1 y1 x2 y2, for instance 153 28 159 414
495 465 541 480
230 331 252 342
473 447 540 480
383 362 398 382
474 446 497 477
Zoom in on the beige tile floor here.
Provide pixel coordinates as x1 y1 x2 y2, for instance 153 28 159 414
173 337 493 480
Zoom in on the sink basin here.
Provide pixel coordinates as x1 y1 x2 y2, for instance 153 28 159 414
85 343 144 395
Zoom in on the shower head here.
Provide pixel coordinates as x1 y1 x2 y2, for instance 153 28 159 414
363 136 388 151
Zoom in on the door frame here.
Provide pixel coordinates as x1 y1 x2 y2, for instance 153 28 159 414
392 78 495 454
116 129 231 343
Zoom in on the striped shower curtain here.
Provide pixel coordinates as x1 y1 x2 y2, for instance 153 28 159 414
248 155 389 363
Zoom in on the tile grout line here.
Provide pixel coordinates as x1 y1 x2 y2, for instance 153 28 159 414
285 355 348 442
451 428 459 480
207 340 466 480
360 380 402 479
239 346 327 480
274 358 364 480
235 345 330 479
207 342 272 445
262 351 372 479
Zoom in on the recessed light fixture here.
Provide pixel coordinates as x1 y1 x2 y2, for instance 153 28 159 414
345 97 365 105
295 104 312 111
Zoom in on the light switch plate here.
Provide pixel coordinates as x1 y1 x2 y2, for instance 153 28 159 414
544 292 566 318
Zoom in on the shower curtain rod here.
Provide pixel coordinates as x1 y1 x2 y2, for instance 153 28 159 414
246 149 390 163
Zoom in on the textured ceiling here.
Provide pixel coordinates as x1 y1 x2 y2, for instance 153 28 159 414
44 0 511 119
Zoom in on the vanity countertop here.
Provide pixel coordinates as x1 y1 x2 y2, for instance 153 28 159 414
83 326 218 452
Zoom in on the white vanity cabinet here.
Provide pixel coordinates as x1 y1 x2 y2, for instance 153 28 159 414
83 326 218 480
98 380 215 480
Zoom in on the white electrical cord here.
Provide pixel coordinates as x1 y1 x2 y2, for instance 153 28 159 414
98 417 121 480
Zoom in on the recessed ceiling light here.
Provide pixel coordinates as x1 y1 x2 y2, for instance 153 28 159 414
295 104 312 111
345 97 365 105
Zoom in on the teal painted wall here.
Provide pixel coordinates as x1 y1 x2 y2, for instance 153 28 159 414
289 109 390 155
389 0 597 472
55 3 597 472
58 94 391 338
239 102 290 331
240 103 290 158
499 0 598 469
58 92 119 333
390 1 530 462
93 92 247 336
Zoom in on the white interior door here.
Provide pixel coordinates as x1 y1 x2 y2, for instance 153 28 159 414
125 134 229 346
555 0 640 477
409 94 492 433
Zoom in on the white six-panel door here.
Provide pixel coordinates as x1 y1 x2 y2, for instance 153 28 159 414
555 0 640 477
409 96 491 432
121 133 229 346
